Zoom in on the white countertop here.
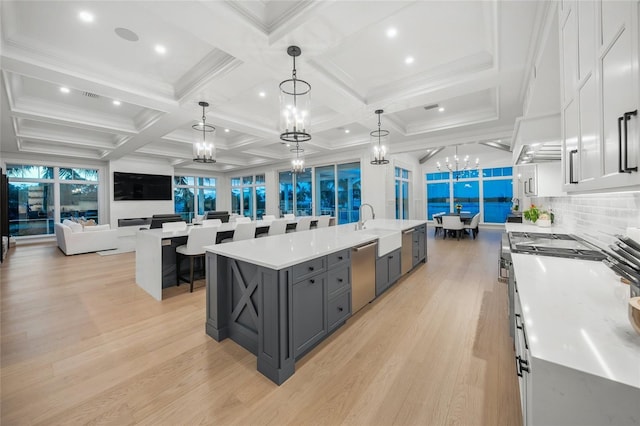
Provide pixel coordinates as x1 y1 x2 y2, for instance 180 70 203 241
511 252 640 389
505 222 569 234
204 220 426 270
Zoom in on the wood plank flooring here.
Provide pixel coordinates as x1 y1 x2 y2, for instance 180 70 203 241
1 228 521 425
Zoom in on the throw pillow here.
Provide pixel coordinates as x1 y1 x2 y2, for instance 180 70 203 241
83 224 111 232
68 222 83 233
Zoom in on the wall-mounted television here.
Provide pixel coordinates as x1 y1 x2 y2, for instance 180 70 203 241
113 172 172 201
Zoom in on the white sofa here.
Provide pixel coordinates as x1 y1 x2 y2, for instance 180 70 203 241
55 222 119 255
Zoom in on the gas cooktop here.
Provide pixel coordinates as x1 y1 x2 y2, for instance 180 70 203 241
508 232 607 261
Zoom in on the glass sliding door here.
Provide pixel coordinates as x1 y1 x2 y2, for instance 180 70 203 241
242 187 253 218
295 170 312 216
279 171 294 215
337 162 361 224
315 165 335 217
453 180 480 215
426 182 450 219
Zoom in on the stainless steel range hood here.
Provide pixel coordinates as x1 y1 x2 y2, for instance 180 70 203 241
511 113 561 165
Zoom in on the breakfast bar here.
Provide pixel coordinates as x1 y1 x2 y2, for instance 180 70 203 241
204 220 427 384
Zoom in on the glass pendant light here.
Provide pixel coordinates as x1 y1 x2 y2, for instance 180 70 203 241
280 46 311 144
291 142 305 174
370 109 389 165
191 101 216 163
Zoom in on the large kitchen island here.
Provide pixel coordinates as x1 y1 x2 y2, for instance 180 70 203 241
204 219 427 384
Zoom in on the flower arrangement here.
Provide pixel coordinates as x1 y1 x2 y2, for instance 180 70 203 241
455 203 462 213
523 204 540 222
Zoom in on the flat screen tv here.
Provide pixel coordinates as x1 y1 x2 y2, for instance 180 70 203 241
113 172 172 201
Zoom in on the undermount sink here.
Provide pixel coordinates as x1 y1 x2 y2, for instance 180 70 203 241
357 228 401 257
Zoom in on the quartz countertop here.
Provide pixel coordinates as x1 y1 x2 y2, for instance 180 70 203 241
204 220 426 270
511 252 640 389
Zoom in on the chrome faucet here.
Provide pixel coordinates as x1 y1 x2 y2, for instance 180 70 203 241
357 203 375 230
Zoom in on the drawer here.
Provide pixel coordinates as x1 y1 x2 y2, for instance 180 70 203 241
328 291 351 331
327 266 350 297
292 257 326 282
327 249 350 267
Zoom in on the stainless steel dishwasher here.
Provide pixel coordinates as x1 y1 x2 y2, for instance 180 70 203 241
351 241 377 313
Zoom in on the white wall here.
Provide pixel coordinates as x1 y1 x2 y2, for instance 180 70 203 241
108 158 175 227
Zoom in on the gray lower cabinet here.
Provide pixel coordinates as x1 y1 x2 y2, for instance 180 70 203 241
292 273 327 357
375 248 402 296
412 224 426 267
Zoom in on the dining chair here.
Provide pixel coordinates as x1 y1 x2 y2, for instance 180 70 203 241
295 216 313 232
232 221 257 242
463 213 481 239
262 215 276 222
442 215 464 240
235 216 251 224
434 215 443 237
267 219 288 236
316 215 331 228
283 213 295 220
202 219 222 227
162 221 187 232
175 226 218 292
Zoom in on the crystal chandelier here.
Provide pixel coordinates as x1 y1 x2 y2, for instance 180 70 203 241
291 143 305 174
191 101 216 163
370 109 390 165
280 46 311 144
437 145 479 180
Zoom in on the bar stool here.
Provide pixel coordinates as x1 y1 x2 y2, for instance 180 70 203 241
176 226 218 292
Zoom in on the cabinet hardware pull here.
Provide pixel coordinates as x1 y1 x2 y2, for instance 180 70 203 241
516 355 523 377
403 229 414 235
515 313 523 330
337 278 343 282
388 255 394 259
338 256 343 260
624 110 638 172
337 306 343 312
523 180 528 195
619 115 625 172
308 266 314 271
569 149 578 184
354 242 377 251
528 177 533 194
309 279 315 284
519 357 530 374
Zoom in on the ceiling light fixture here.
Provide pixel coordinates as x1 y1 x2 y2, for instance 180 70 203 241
78 11 94 23
345 129 350 134
370 109 390 165
405 56 414 65
259 91 266 98
438 107 445 112
280 45 311 143
191 101 216 163
224 128 230 133
291 143 305 174
386 27 397 38
154 44 167 55
60 87 70 94
436 145 479 180
113 100 121 106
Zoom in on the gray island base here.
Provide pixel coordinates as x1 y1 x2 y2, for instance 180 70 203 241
205 221 427 384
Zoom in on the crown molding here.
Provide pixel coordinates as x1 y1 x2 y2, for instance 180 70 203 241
174 49 243 102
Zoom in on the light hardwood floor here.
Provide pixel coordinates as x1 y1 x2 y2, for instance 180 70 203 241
1 228 521 425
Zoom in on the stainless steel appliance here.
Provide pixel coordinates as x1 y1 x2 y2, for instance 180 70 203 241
401 229 413 275
351 241 377 313
508 232 606 261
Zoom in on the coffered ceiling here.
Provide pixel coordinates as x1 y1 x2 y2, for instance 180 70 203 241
1 0 545 172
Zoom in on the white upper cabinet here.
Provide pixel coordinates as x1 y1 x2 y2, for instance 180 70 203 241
559 0 640 192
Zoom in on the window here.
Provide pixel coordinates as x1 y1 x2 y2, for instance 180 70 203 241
174 175 216 222
7 164 99 237
395 167 410 219
279 162 361 223
424 166 513 224
230 174 265 219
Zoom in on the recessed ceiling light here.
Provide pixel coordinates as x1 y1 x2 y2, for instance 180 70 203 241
259 91 266 98
113 100 121 106
438 107 445 112
497 139 502 143
78 11 94 23
60 87 70 94
386 27 397 38
224 128 230 133
345 129 350 134
405 56 414 65
155 44 167 55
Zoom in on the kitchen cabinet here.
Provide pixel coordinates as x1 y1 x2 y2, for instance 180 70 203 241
412 224 426 268
517 163 564 198
560 0 640 192
375 248 401 296
292 271 327 358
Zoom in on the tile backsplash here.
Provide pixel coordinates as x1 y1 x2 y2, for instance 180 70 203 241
533 192 640 246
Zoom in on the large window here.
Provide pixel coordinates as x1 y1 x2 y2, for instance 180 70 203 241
279 161 361 223
425 167 513 223
7 165 99 237
395 167 410 219
174 176 216 222
231 174 265 219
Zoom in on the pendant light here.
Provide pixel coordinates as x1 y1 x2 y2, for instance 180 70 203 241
370 109 389 165
191 101 216 163
291 142 305 174
280 46 311 143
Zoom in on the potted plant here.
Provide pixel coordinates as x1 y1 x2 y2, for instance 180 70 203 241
523 204 540 223
455 203 462 214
